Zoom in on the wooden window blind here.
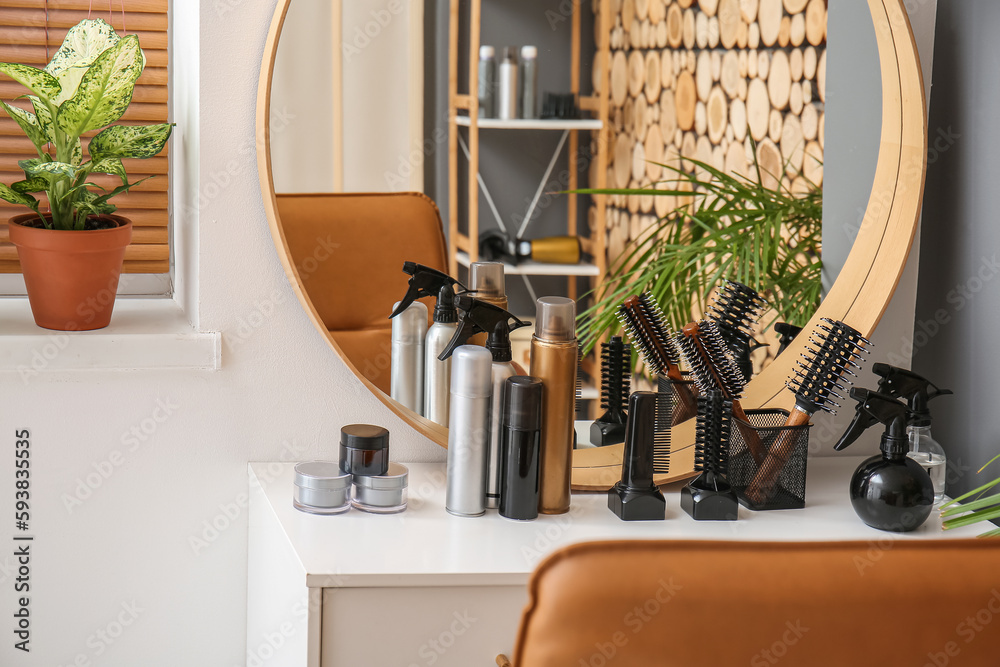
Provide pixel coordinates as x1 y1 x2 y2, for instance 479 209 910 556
0 0 169 273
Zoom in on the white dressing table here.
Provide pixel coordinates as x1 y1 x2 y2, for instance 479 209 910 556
247 454 979 667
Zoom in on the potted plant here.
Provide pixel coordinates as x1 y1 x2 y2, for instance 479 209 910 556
575 152 823 364
0 18 172 331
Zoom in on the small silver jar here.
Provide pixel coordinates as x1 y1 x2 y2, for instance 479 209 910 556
352 463 409 514
293 461 352 515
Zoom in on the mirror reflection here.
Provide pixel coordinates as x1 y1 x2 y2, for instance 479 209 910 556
269 1 865 442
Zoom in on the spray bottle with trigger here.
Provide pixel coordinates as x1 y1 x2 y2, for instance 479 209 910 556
871 363 952 505
440 296 530 509
834 388 934 532
389 262 466 425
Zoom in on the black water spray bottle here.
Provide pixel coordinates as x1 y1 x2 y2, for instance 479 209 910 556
834 388 934 532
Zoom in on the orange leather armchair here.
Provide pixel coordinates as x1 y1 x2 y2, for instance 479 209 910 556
506 539 1000 666
276 192 448 394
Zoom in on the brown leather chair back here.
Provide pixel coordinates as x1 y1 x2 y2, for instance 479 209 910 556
276 192 448 392
513 539 1000 666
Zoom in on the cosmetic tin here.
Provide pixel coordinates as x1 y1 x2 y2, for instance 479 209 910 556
293 461 353 515
339 424 390 476
352 463 409 514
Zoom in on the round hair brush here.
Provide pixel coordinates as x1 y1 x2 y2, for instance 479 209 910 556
617 293 698 422
590 336 632 446
680 388 739 521
675 320 766 464
746 318 871 503
707 280 767 382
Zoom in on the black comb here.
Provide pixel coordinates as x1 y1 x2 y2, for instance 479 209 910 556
653 385 674 474
590 336 631 446
786 318 871 416
616 294 680 375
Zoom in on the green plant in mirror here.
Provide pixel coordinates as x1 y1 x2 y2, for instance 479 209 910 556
0 19 172 230
575 152 823 356
941 454 1000 537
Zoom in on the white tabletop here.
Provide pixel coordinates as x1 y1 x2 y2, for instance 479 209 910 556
250 457 979 589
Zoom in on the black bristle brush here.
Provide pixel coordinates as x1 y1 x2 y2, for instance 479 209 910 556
707 280 767 382
617 294 698 422
746 318 871 503
590 336 632 446
680 388 738 520
675 320 767 464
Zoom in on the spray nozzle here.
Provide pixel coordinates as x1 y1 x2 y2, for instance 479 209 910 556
872 363 952 427
834 388 911 457
389 262 466 320
438 295 529 361
774 322 803 356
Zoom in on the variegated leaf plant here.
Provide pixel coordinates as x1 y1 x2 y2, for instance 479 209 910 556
0 19 172 230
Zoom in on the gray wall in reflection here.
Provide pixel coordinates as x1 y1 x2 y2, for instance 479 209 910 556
823 4 881 293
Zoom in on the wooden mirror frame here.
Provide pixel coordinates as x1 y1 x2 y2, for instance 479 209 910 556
256 0 927 489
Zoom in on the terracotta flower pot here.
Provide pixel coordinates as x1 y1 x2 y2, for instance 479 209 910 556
7 213 132 331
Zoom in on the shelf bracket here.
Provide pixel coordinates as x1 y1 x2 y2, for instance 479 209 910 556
457 132 508 236
516 129 570 240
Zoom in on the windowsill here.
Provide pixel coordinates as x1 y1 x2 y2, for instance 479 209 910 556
0 297 220 372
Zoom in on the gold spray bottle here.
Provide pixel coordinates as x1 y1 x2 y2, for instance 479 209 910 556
530 296 578 514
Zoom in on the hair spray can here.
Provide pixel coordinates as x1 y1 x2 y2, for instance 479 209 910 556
446 345 493 516
499 376 543 520
530 297 578 514
390 300 427 413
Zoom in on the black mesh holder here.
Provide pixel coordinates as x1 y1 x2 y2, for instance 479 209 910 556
728 409 811 510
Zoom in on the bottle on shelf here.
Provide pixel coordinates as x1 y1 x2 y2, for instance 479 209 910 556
477 45 496 119
497 46 519 120
519 45 538 119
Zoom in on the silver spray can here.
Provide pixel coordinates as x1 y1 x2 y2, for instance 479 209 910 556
424 319 457 425
390 300 427 413
497 46 519 120
520 45 538 119
487 359 517 508
446 345 493 516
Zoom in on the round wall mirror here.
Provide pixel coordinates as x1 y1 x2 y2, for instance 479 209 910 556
257 0 927 489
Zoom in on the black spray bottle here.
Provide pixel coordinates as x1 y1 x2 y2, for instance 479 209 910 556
834 388 934 532
498 376 543 520
390 262 466 424
439 296 529 509
872 363 952 505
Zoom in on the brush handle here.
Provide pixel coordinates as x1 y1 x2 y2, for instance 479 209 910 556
666 366 699 421
731 400 767 465
745 407 811 503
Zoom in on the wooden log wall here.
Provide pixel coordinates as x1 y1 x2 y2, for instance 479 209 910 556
588 0 827 266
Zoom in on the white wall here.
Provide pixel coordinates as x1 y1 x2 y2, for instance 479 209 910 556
0 2 442 666
270 0 337 193
0 2 939 666
271 0 423 194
